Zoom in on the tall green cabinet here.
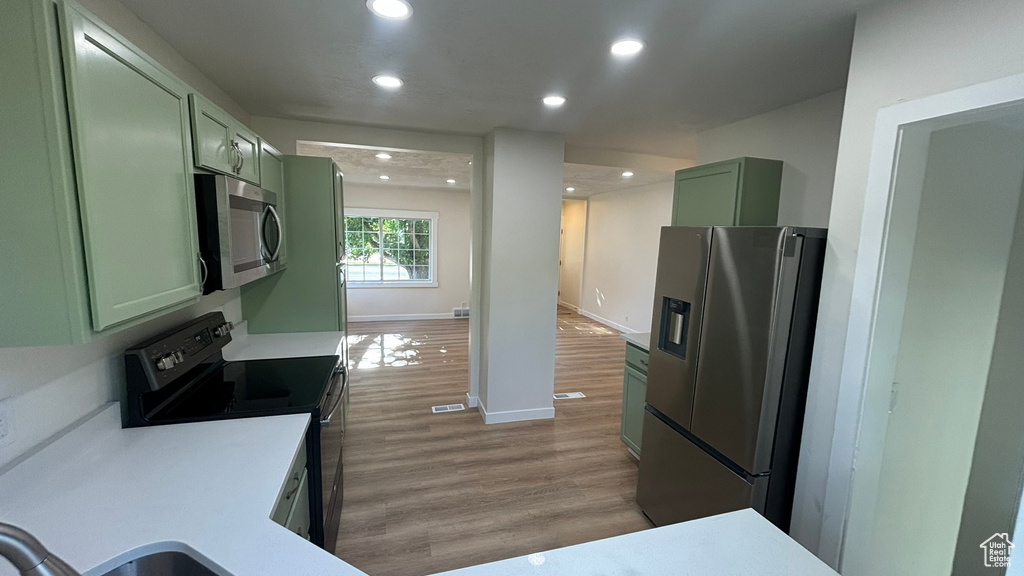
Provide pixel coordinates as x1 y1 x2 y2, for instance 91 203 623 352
241 156 347 334
672 157 783 226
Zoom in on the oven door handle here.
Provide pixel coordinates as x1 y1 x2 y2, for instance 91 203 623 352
320 365 348 426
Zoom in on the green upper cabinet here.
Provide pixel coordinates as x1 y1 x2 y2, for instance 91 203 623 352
59 0 201 330
260 141 287 264
672 157 783 227
1 0 213 346
188 93 260 185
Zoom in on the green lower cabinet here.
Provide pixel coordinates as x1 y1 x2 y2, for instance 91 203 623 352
672 157 783 227
621 343 649 457
272 439 311 540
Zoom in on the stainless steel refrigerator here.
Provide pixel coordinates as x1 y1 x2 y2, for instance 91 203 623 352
636 226 826 531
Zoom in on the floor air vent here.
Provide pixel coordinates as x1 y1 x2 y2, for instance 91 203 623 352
431 403 466 414
553 392 586 400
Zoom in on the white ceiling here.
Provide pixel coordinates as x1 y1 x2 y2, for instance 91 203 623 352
297 142 473 190
295 142 667 198
119 0 874 158
562 163 673 198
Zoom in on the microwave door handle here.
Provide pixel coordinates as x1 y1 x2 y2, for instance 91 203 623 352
266 205 283 261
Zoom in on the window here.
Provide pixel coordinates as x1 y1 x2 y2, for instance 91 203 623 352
344 209 438 287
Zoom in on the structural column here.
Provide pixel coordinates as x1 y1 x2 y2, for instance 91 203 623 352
475 128 564 424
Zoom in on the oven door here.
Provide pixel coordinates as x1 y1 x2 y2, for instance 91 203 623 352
318 362 348 553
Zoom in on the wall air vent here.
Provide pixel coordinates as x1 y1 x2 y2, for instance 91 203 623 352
553 392 586 400
431 404 466 414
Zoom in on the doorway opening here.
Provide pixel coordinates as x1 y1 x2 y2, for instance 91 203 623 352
831 86 1024 576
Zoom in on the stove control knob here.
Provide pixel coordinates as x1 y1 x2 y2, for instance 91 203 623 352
213 322 233 338
173 350 185 363
155 355 177 371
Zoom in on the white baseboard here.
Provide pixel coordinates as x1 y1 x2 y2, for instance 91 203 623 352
477 402 554 424
557 300 580 311
465 393 479 408
349 313 455 322
578 308 639 334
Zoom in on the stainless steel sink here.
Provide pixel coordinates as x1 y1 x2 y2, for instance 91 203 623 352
98 551 227 576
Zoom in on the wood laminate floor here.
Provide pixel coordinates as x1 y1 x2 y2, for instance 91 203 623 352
336 308 651 576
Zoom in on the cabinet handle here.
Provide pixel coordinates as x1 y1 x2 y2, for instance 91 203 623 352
198 253 208 287
640 359 648 366
231 141 243 173
284 472 302 499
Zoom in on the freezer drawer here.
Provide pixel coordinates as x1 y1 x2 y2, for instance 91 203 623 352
636 409 767 527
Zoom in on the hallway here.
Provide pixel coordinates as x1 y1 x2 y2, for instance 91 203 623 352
336 309 650 575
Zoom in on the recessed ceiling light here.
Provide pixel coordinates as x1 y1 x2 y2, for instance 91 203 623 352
375 152 392 160
565 187 575 193
366 0 412 19
621 171 634 178
379 175 390 180
446 179 456 184
611 39 645 57
372 75 403 89
543 95 567 108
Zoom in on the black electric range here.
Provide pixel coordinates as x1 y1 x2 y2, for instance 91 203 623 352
123 311 347 550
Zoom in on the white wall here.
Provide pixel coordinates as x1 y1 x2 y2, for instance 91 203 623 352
344 183 470 321
558 200 587 310
953 128 1024 576
578 182 674 334
0 0 254 470
809 0 1024 564
0 291 242 470
477 129 564 423
696 90 845 228
851 122 1024 576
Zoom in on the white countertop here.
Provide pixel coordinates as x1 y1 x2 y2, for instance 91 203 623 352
621 332 652 351
1 326 837 576
221 321 346 362
0 404 365 576
434 508 838 576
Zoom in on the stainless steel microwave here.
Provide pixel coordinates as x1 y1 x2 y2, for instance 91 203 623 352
194 173 284 293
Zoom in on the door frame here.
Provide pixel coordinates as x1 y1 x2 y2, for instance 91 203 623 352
819 70 1024 568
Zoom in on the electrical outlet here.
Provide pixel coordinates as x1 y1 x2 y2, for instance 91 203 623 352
0 397 13 449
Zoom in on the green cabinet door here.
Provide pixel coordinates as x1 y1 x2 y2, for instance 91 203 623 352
189 94 234 175
621 364 648 456
188 93 260 185
232 124 260 185
672 157 783 227
59 0 201 330
672 162 740 226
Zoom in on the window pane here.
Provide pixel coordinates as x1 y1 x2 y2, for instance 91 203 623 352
414 219 429 234
412 265 429 280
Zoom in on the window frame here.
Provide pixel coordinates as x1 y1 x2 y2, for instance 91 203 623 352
344 208 439 288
